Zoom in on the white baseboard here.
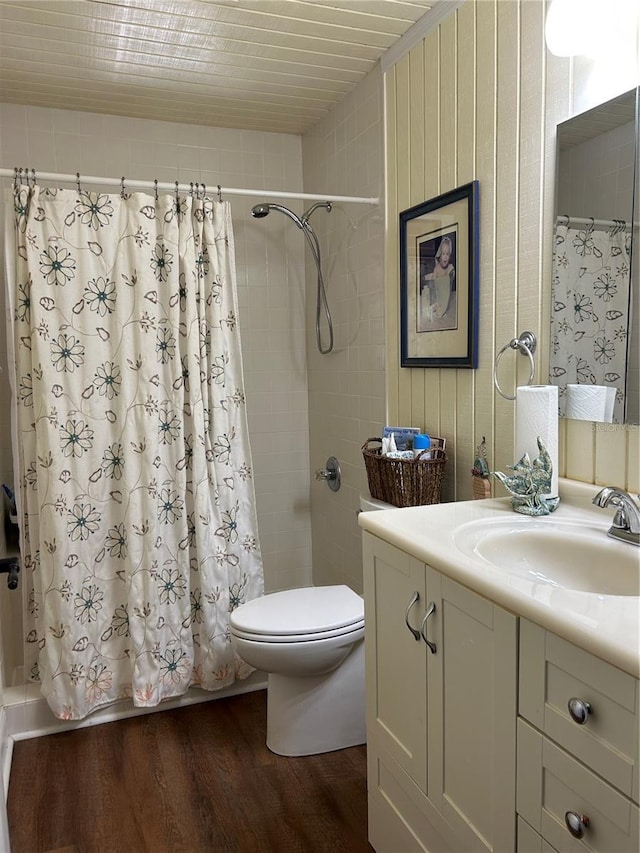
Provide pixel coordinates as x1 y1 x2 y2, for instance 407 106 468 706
4 672 267 742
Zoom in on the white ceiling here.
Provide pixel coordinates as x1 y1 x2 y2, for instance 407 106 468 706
0 0 435 135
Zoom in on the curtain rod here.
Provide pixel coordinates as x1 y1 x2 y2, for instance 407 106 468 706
0 168 379 206
556 214 631 231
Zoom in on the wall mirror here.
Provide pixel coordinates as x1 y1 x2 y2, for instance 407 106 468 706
549 87 639 425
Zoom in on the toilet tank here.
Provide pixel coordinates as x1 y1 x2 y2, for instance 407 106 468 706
359 493 396 512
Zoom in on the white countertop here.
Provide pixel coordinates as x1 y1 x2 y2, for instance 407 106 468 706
358 478 640 677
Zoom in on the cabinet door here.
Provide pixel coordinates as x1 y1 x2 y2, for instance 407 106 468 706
363 532 427 791
427 569 518 853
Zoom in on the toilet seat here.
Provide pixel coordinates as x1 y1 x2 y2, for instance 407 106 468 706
229 585 364 644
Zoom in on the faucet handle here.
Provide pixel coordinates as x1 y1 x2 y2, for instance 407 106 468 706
592 486 640 544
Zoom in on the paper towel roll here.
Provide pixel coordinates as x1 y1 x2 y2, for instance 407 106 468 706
566 384 616 423
515 385 559 499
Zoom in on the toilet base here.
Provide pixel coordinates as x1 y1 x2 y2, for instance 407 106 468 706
265 638 365 756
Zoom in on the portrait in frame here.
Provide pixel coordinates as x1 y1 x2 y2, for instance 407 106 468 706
400 181 479 368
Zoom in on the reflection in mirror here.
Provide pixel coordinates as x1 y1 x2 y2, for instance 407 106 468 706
549 88 638 425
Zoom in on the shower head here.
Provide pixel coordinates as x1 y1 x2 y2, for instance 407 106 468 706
251 203 271 219
251 202 304 229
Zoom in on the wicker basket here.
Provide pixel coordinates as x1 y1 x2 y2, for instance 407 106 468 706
362 437 447 508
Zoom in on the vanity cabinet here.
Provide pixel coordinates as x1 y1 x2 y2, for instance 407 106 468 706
516 619 640 853
363 532 518 853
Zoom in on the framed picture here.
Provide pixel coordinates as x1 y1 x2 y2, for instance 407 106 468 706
400 181 479 368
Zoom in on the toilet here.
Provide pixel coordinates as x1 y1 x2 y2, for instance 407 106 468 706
229 492 394 757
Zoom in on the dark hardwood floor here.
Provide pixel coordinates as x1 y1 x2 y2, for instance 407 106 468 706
7 689 372 853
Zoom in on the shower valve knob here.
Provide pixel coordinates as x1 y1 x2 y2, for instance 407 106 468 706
314 457 341 492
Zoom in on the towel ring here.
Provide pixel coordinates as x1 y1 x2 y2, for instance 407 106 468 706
493 331 536 400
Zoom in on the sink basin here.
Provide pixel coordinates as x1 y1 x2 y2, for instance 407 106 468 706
454 518 640 596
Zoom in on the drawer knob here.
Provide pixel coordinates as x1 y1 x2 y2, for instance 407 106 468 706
565 811 590 839
568 697 592 725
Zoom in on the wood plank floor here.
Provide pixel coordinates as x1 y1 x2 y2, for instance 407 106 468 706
7 689 372 853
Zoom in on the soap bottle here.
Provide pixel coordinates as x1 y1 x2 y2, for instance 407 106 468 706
413 434 431 458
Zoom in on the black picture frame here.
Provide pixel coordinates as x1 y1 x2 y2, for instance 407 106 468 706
400 181 479 368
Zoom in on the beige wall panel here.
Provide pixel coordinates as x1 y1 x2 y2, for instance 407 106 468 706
543 45 572 482
435 12 458 495
395 55 414 427
409 43 426 208
385 70 400 423
409 44 426 429
423 28 442 202
474 0 497 488
515 0 545 383
564 419 596 483
540 39 572 418
423 29 443 435
456 1 476 184
411 371 426 433
383 0 638 499
626 427 639 493
492 0 520 478
453 0 477 499
440 375 458 502
438 13 457 192
594 428 628 489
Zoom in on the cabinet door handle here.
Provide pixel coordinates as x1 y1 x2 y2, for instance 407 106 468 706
404 591 421 641
420 601 437 654
567 697 592 725
565 811 590 839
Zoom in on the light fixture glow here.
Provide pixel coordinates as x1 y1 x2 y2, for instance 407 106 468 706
545 0 636 58
545 0 600 57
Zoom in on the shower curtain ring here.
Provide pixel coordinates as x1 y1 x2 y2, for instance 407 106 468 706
217 184 222 203
31 168 36 188
154 179 158 202
175 181 180 207
13 166 18 192
76 172 82 195
121 176 126 198
190 182 194 198
201 182 206 200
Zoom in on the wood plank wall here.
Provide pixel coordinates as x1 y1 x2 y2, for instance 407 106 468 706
384 0 639 502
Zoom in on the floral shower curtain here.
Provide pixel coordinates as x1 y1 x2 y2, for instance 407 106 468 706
6 184 264 719
550 218 631 423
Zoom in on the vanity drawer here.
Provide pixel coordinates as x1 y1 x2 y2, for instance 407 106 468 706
517 817 558 853
519 619 639 802
517 718 640 853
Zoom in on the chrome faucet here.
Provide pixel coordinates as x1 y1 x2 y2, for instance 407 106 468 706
592 487 640 547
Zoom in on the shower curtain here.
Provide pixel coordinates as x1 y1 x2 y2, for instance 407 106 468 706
6 184 264 719
550 217 631 423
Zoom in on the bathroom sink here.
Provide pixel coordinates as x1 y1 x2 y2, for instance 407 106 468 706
454 518 640 597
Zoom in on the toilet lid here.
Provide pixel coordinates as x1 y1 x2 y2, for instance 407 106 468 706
229 585 364 638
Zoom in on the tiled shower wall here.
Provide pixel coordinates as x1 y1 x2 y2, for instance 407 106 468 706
302 65 386 593
0 103 312 686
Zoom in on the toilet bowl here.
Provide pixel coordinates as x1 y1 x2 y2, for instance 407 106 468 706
230 584 365 756
229 493 394 757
